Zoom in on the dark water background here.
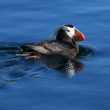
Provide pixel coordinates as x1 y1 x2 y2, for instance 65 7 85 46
0 0 110 110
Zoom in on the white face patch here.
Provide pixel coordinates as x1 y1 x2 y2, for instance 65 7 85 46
63 26 75 38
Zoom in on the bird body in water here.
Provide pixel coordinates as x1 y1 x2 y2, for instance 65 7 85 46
17 24 85 59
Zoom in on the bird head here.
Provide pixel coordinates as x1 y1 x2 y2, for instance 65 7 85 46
56 24 85 42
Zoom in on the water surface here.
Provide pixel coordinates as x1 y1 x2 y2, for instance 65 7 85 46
0 0 110 110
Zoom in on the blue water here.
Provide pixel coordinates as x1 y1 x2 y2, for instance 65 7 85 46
0 0 110 110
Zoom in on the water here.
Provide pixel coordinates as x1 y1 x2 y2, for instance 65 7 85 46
0 0 110 110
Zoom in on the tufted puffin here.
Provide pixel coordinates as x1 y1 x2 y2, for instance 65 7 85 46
17 24 85 59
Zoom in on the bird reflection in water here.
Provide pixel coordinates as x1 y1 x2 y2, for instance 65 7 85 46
40 55 84 77
0 43 94 88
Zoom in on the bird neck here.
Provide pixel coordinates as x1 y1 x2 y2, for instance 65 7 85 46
72 39 79 54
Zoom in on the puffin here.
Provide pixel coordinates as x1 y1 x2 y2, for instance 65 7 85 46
17 24 85 59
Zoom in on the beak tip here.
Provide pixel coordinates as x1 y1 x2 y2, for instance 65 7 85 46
82 34 85 40
77 31 85 41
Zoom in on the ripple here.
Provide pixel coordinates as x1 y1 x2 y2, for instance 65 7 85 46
0 42 95 81
77 45 95 59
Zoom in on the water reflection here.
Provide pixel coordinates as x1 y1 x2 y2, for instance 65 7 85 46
40 55 84 77
39 45 94 77
65 59 84 77
0 42 95 83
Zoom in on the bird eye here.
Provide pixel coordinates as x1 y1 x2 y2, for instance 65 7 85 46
66 30 70 32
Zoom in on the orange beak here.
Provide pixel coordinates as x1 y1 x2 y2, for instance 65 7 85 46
74 29 85 41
